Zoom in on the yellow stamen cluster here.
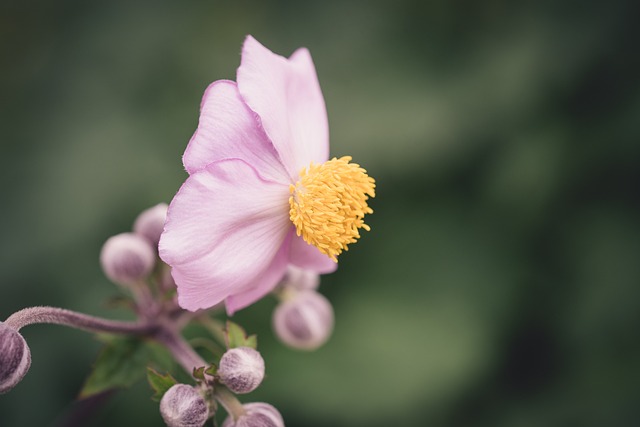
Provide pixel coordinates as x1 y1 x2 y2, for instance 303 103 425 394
289 156 376 261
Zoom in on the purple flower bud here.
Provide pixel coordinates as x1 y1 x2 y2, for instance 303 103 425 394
0 322 31 394
279 265 319 291
160 384 209 427
100 233 155 286
133 203 168 248
273 291 334 350
221 402 284 427
218 347 265 394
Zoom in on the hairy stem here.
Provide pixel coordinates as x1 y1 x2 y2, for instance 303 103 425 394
131 279 157 318
3 306 157 335
154 323 207 373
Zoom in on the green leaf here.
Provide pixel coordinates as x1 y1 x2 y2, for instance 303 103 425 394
244 334 257 349
205 364 218 376
147 368 177 402
224 321 257 349
79 336 174 399
192 366 206 381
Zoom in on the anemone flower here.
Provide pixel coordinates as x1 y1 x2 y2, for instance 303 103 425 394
159 36 375 314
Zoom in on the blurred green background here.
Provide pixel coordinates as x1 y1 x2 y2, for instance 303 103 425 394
1 0 639 426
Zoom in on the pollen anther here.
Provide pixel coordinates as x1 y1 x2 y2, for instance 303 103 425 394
289 156 376 261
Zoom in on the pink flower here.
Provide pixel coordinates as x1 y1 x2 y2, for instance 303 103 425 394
159 36 375 314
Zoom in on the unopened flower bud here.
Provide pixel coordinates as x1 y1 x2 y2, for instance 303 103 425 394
160 384 209 427
273 291 334 350
222 402 284 427
279 265 319 291
0 322 31 394
218 347 265 394
100 233 155 285
133 203 168 247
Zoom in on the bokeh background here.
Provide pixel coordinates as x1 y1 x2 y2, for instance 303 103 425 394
1 0 639 426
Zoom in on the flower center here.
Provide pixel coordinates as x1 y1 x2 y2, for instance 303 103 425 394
289 156 376 261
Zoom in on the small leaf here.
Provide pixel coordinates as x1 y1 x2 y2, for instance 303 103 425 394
192 366 206 381
147 368 177 402
79 336 174 399
205 364 218 376
224 321 257 349
243 334 257 349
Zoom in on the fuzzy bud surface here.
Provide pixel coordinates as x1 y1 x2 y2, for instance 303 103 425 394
0 322 31 394
100 232 155 285
133 203 168 247
221 402 284 427
273 290 334 350
218 347 265 394
160 384 209 427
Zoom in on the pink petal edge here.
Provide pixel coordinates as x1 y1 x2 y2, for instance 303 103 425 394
159 158 291 311
182 80 289 184
289 234 337 274
237 35 330 181
224 230 293 315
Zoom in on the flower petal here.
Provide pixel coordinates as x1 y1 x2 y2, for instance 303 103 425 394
225 231 292 315
289 234 337 274
159 159 291 311
237 36 329 180
183 80 289 183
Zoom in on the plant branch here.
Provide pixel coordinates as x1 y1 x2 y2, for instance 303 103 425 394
3 306 157 335
154 323 207 373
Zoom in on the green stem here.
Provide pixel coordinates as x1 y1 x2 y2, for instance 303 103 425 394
198 315 227 345
214 386 246 420
189 337 225 358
